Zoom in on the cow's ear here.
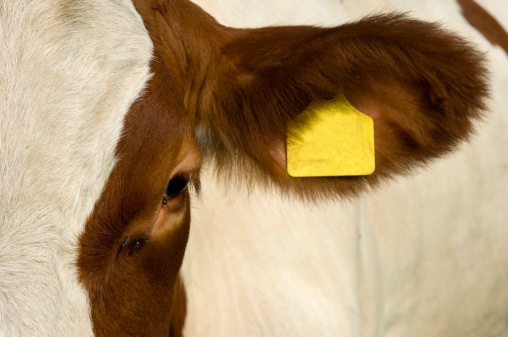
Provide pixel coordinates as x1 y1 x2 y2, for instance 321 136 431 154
137 0 488 199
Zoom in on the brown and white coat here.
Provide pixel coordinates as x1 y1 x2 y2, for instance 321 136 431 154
0 0 506 336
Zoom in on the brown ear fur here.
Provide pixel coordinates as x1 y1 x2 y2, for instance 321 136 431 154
135 0 489 200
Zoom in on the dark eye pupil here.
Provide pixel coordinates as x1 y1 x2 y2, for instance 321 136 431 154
165 175 189 199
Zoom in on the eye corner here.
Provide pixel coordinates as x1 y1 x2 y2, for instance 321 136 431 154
187 171 201 194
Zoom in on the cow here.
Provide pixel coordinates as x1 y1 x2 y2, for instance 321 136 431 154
0 1 503 337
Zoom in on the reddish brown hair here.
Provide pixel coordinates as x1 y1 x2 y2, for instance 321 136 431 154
78 56 199 336
458 0 508 55
135 0 488 200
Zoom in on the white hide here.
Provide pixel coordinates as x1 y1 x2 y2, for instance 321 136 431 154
182 1 508 336
0 1 152 336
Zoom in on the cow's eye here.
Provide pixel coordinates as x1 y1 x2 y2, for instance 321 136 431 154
162 175 189 205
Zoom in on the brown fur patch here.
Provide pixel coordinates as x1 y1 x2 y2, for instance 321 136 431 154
77 55 198 336
458 0 508 55
169 275 187 337
136 0 489 201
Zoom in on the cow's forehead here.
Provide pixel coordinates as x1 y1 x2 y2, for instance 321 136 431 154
0 0 153 334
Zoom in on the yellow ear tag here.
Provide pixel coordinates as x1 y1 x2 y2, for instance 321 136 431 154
287 93 375 177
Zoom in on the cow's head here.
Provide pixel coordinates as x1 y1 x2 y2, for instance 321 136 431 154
0 0 488 335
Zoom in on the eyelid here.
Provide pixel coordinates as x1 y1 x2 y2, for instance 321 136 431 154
164 145 202 204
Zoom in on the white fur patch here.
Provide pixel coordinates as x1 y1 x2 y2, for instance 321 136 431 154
0 1 152 335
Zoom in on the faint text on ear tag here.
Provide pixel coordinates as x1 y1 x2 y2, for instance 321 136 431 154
287 93 375 177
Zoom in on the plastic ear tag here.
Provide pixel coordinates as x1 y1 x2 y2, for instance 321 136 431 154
287 93 375 177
